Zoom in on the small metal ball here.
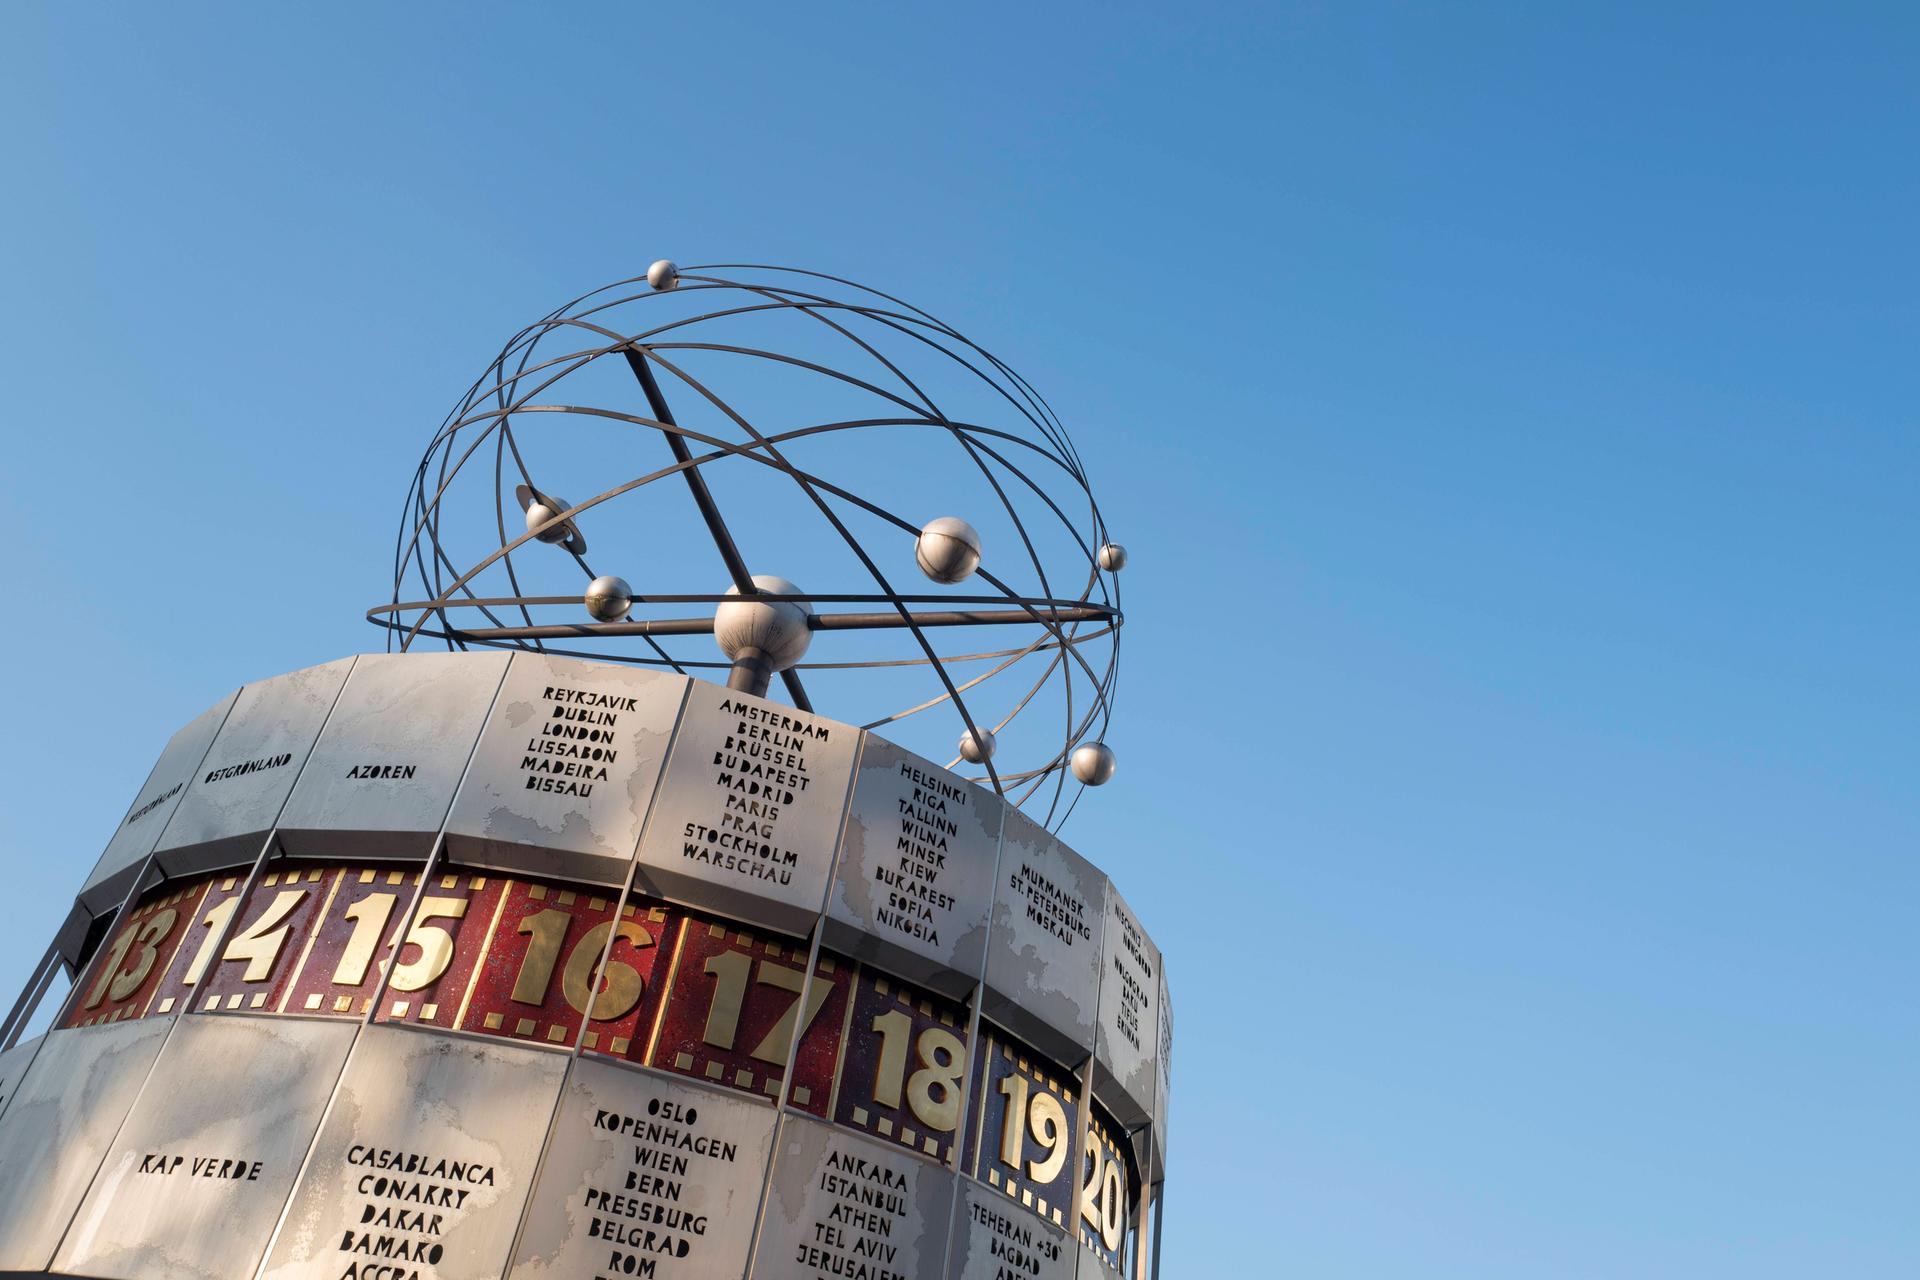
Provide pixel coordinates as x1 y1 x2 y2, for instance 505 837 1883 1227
958 725 997 764
714 575 814 670
1097 542 1128 572
525 497 573 544
647 259 680 291
584 575 633 622
915 516 982 584
1070 741 1117 786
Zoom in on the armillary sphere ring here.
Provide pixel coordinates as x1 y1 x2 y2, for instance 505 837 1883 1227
373 262 1125 829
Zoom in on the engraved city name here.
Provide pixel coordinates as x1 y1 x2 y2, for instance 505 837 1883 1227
1008 863 1092 947
204 752 293 784
337 1143 499 1276
137 1152 264 1180
124 782 184 827
870 763 966 946
345 764 419 780
519 684 639 798
582 1100 742 1270
795 1149 912 1279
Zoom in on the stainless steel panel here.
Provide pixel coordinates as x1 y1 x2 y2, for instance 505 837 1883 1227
446 655 690 887
635 684 858 936
154 659 357 874
509 1055 777 1280
276 652 510 858
257 1023 567 1280
1151 970 1171 1181
824 735 1001 998
982 810 1106 1067
1093 886 1159 1129
1075 1239 1117 1278
751 1113 954 1280
0 1033 45 1120
81 694 239 913
949 1174 1075 1280
0 1016 175 1270
54 1015 358 1280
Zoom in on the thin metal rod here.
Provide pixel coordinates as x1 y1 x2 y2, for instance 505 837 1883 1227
623 346 812 713
623 347 756 594
0 942 63 1049
409 605 1112 644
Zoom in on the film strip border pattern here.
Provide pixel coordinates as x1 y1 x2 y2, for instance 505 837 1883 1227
62 858 1142 1270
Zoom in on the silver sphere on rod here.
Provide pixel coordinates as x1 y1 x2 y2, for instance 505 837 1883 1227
714 575 814 698
916 516 982 584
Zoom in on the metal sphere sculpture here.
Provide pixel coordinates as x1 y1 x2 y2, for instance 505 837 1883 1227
373 262 1122 828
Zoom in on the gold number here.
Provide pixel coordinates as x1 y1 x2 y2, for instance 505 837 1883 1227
334 893 396 986
747 960 833 1065
997 1073 1068 1181
390 897 467 992
222 890 307 982
1101 1156 1124 1249
700 951 833 1064
107 909 178 1003
1080 1138 1127 1252
997 1073 1030 1166
81 925 141 1010
511 908 570 1004
561 919 652 1021
1027 1091 1069 1183
871 1011 965 1133
701 950 751 1049
872 1010 913 1108
181 895 239 986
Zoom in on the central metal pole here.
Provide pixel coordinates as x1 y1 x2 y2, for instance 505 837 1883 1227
622 347 812 711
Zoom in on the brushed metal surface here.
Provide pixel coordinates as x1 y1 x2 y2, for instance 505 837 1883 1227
54 1015 357 1280
982 809 1106 1068
0 1016 175 1270
446 654 690 887
1076 1238 1118 1278
80 693 238 913
949 1173 1076 1280
635 684 858 937
276 652 510 857
154 659 356 874
257 1023 567 1280
509 1055 777 1280
1151 970 1171 1181
1092 885 1160 1129
750 1112 955 1280
824 734 1001 999
0 1033 45 1120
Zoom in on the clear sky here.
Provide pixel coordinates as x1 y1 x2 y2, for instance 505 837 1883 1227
3 4 1916 1276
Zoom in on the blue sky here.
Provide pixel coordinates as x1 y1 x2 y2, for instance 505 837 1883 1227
3 4 1916 1275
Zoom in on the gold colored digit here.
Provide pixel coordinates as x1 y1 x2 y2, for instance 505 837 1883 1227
510 908 569 1004
997 1072 1030 1166
390 896 467 992
81 926 140 1010
701 949 752 1050
1100 1155 1125 1251
562 919 652 1020
906 1025 965 1133
1027 1091 1069 1183
701 952 832 1063
181 895 239 987
1080 1140 1105 1233
106 908 177 1002
871 1009 913 1108
221 890 307 982
334 893 396 986
750 961 832 1065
